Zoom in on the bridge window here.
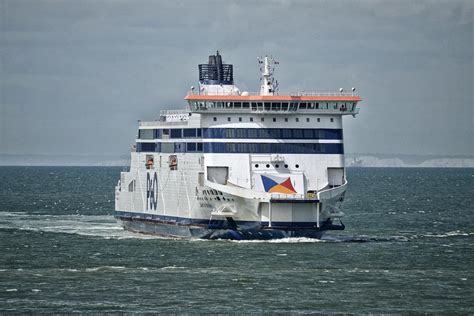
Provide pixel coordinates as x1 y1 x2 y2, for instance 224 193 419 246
300 102 307 109
282 102 289 111
234 102 242 109
316 103 319 109
264 102 271 111
243 102 250 109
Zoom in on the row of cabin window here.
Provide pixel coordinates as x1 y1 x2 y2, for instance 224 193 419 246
202 128 342 140
137 143 344 154
191 101 357 111
137 142 343 154
203 142 344 154
139 117 336 139
137 142 203 153
215 117 334 123
139 128 342 140
138 128 202 140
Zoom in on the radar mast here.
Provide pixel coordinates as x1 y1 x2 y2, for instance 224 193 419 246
258 55 279 96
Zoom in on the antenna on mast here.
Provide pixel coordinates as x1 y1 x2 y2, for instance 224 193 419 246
258 55 279 96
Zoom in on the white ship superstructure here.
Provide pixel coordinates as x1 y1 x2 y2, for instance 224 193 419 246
115 51 362 239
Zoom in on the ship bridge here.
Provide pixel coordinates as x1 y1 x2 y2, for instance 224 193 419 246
186 51 361 115
185 93 361 115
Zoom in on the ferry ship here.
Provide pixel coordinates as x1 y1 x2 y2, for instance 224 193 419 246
115 51 362 240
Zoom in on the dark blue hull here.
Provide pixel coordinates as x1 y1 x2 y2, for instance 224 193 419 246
114 211 344 240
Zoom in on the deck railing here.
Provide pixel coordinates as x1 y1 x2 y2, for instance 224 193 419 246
187 90 357 97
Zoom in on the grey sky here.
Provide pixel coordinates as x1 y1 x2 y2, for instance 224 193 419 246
0 0 472 157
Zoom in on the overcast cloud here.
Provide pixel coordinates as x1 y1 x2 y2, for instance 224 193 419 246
0 0 472 157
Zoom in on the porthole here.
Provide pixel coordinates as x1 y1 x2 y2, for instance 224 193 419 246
273 118 276 122
261 117 264 122
227 117 231 122
317 118 320 122
295 164 300 168
284 164 288 168
239 117 242 122
266 164 270 168
285 118 288 122
255 164 259 168
250 117 254 122
275 164 280 168
330 118 334 122
306 118 310 122
213 117 217 121
296 118 299 122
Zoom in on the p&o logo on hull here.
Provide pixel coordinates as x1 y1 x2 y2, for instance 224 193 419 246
146 172 159 210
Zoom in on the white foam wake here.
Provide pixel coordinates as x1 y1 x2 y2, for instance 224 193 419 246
0 211 162 240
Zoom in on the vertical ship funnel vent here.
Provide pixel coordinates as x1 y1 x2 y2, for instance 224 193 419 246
198 51 234 85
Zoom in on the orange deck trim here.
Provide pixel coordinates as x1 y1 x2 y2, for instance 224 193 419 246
184 95 362 102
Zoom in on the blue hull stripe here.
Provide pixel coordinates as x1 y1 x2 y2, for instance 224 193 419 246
114 210 322 229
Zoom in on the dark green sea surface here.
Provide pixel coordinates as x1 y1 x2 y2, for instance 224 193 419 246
0 167 473 314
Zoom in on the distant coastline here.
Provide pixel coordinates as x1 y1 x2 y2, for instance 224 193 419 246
1 153 473 168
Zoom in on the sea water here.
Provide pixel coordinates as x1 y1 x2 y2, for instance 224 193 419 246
0 167 472 313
